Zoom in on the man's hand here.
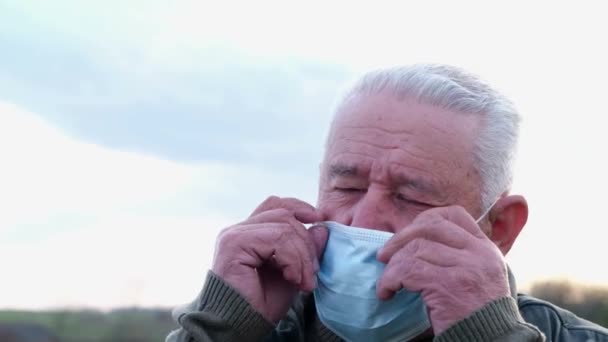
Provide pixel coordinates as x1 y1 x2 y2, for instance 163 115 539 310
212 196 328 323
376 205 509 335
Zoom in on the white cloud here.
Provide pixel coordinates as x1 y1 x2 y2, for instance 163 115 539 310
0 102 277 308
0 102 321 309
0 102 214 230
0 214 231 309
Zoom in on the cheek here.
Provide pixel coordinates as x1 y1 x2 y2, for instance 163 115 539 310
317 193 356 224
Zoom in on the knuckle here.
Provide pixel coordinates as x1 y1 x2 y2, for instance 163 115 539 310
415 210 443 226
450 205 469 218
452 269 481 291
254 195 282 213
277 228 291 242
409 257 424 272
223 257 245 274
444 205 471 225
217 226 231 239
405 238 424 256
385 258 404 279
408 259 429 283
414 209 433 222
217 227 240 247
264 195 282 206
384 266 406 290
274 208 292 218
276 225 300 244
301 255 315 269
427 215 445 227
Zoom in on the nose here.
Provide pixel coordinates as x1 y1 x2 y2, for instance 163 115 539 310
350 188 395 233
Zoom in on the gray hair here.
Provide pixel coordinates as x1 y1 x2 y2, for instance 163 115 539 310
333 64 520 210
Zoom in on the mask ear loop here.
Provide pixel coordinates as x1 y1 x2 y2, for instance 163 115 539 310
475 197 501 224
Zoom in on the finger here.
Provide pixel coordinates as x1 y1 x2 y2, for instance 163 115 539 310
245 208 308 226
273 239 307 286
250 196 324 223
272 229 316 291
243 208 321 276
308 224 329 260
377 256 438 300
399 238 464 268
434 205 486 238
224 223 295 264
282 220 319 291
258 222 318 291
378 218 468 263
224 223 314 289
377 239 462 300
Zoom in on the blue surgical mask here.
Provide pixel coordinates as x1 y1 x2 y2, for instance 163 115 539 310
313 221 431 342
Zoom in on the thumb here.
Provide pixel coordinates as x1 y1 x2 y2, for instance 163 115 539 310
308 224 329 260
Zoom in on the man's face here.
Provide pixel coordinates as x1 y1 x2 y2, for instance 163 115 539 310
318 92 483 233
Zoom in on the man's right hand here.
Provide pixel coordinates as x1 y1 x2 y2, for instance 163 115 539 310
211 196 328 323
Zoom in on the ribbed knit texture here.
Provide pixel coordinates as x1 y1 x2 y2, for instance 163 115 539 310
179 274 540 342
312 314 343 342
181 271 273 342
435 297 523 342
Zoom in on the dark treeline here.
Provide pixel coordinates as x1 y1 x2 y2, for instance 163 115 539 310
0 307 176 342
530 280 608 327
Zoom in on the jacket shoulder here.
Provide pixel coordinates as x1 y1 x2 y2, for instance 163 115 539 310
517 293 608 341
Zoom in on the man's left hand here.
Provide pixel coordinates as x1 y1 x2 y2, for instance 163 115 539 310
376 205 510 335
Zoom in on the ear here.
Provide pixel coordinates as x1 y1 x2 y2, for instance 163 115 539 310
488 195 528 255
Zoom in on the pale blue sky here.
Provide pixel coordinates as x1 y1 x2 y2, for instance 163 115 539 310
0 0 350 167
1 1 607 309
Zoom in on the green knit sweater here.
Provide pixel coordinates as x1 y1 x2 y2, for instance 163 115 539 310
166 271 546 342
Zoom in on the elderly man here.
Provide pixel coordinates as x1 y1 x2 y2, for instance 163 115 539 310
167 64 608 341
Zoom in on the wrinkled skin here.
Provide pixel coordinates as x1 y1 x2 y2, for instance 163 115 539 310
212 92 528 335
212 196 328 323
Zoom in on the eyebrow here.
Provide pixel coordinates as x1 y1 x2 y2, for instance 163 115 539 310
403 179 439 195
329 164 359 178
393 172 441 197
329 163 441 196
330 163 437 189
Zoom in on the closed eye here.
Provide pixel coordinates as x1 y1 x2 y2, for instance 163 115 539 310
336 187 366 193
395 193 430 207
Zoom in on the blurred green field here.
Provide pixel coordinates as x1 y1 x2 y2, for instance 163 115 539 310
0 308 177 342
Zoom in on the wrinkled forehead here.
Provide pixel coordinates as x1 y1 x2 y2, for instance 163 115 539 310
323 93 482 196
326 93 481 155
